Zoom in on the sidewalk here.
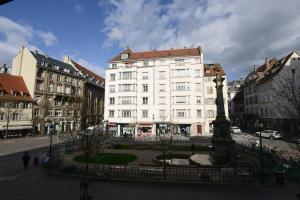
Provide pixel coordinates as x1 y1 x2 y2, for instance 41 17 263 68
0 135 62 156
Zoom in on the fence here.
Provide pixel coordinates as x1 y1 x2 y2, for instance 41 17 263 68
50 160 255 184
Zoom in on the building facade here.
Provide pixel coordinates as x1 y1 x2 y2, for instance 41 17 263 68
64 57 105 129
105 47 228 137
0 74 32 138
232 51 300 135
12 47 84 134
227 78 244 120
203 64 229 134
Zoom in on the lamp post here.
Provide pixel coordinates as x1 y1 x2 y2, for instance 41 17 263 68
80 129 91 200
47 122 54 174
255 120 265 183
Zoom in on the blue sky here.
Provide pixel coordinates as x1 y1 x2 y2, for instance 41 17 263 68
1 0 300 80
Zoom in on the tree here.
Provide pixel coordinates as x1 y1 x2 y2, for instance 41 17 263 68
272 64 300 139
0 101 21 139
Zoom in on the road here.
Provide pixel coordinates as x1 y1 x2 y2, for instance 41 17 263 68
232 132 300 159
0 135 62 156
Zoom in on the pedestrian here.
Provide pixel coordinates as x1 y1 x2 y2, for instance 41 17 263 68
22 151 31 170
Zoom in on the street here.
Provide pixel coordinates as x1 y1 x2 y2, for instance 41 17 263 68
232 132 300 159
0 135 62 157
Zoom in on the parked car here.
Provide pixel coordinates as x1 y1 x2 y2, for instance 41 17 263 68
254 130 282 139
230 126 242 134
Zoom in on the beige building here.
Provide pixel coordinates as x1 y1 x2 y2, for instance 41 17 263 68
203 64 229 134
105 47 228 137
12 47 85 134
0 74 33 138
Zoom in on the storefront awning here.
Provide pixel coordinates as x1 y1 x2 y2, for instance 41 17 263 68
0 125 32 131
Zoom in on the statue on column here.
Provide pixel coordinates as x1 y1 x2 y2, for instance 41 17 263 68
210 68 235 165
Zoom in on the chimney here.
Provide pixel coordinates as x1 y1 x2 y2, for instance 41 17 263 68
34 50 38 54
253 65 256 72
63 55 70 64
265 57 270 69
45 54 48 59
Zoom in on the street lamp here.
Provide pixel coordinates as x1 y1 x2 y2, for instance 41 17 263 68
47 122 54 174
255 120 265 183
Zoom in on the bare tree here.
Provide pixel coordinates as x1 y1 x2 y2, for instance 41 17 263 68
272 64 300 139
0 101 22 140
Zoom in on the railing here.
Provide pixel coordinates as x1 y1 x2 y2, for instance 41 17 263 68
51 160 255 184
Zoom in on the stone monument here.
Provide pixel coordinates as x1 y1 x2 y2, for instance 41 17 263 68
210 68 235 165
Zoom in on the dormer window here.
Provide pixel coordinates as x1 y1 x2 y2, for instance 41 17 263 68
64 68 70 73
55 65 60 70
0 90 3 96
121 53 128 59
112 63 117 68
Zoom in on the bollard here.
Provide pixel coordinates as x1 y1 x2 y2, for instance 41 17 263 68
274 170 285 186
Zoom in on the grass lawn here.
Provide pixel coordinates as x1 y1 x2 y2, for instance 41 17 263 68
73 153 137 165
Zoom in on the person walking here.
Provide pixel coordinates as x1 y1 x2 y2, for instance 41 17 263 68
22 151 31 170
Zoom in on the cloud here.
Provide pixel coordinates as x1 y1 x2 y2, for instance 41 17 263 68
74 4 83 13
102 0 300 80
0 16 58 66
36 31 58 46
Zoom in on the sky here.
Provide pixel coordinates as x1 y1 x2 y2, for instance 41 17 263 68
1 0 300 80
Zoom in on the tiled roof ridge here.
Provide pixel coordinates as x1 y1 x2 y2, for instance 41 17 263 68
71 60 105 82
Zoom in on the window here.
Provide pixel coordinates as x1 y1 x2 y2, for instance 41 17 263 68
175 96 186 104
207 110 214 118
205 77 212 82
48 72 53 80
110 85 116 93
176 110 185 118
195 70 200 77
112 63 117 68
109 97 115 105
64 77 69 83
196 96 201 104
142 72 149 79
197 110 202 118
207 86 213 94
63 68 70 73
196 83 201 91
142 110 148 118
205 98 215 105
122 110 131 117
37 71 43 78
122 72 132 79
55 100 61 106
57 75 61 82
23 103 29 109
120 96 133 105
120 84 135 92
175 59 184 65
159 84 166 92
159 71 166 79
48 83 53 92
174 69 186 77
159 97 166 104
110 74 116 81
143 61 148 66
142 97 148 105
175 82 186 91
35 108 40 116
65 86 71 94
142 84 148 92
121 53 128 59
109 110 114 117
56 84 62 93
55 110 62 116
48 110 53 116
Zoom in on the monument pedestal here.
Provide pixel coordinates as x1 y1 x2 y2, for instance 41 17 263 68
210 118 235 166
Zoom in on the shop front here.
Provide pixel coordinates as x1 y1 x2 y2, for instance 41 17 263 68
107 123 118 136
156 123 171 136
137 123 153 137
173 124 191 136
120 124 135 138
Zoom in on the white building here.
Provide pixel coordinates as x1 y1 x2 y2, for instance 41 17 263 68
105 47 228 138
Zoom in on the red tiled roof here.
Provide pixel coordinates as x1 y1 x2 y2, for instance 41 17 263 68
0 74 32 102
110 47 202 61
71 61 105 83
204 64 226 76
